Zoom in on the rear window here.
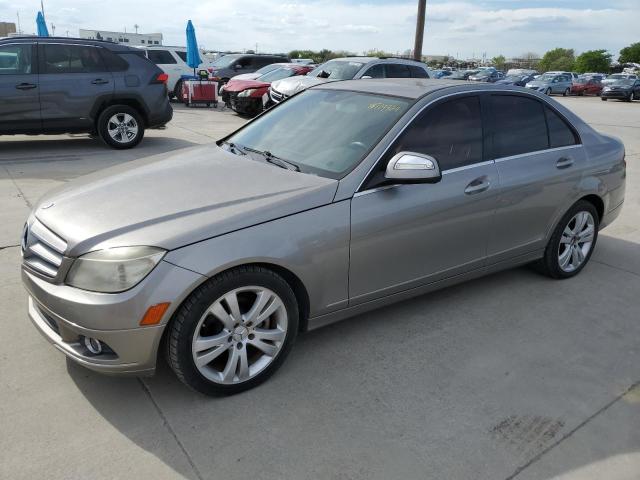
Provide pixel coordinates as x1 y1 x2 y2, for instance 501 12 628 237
386 64 410 78
147 50 176 65
175 51 187 62
490 95 549 158
99 48 129 72
408 65 429 78
43 44 107 73
545 107 578 148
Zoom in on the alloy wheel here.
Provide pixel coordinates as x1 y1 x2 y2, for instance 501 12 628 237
107 113 139 143
557 211 595 273
192 286 288 384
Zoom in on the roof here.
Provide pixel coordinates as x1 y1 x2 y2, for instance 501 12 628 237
0 36 135 52
315 78 467 99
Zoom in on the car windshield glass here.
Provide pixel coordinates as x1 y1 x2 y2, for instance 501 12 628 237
502 75 520 81
538 74 556 81
611 79 634 86
309 60 365 80
211 55 240 67
575 77 588 84
257 67 297 82
607 74 624 80
254 64 282 75
226 90 410 179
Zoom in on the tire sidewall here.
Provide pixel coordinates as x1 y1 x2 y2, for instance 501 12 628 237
98 105 145 149
544 201 599 279
168 268 299 396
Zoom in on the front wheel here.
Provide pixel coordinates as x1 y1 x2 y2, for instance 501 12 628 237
534 200 599 279
563 88 570 97
545 88 552 96
627 92 634 102
97 105 145 149
166 266 299 395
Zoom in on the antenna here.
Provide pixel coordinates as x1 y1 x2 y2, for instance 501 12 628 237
16 11 21 34
134 24 139 34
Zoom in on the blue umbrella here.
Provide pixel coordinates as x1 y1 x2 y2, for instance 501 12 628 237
36 11 49 37
185 20 202 75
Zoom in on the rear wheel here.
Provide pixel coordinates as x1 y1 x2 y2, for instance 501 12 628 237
627 92 634 102
563 87 570 96
167 266 299 395
534 200 599 279
545 88 552 95
97 105 144 149
173 80 184 102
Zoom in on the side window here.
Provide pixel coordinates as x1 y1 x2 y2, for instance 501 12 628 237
0 44 33 75
408 65 429 78
391 96 483 171
175 51 187 62
43 45 107 73
490 95 549 158
99 48 129 72
236 57 251 68
386 64 410 78
146 49 176 65
363 64 385 78
545 107 579 148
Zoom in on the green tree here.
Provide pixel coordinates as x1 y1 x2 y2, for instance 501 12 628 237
619 42 640 63
491 54 506 71
363 49 392 57
574 49 612 73
538 48 575 72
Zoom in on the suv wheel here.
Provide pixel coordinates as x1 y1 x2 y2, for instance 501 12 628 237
98 105 145 149
534 200 599 279
173 80 184 102
166 266 299 395
544 88 552 95
563 87 570 96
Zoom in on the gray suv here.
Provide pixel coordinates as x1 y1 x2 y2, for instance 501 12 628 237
0 37 172 148
22 80 625 395
209 53 289 84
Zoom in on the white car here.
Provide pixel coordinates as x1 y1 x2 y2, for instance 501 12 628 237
141 46 214 97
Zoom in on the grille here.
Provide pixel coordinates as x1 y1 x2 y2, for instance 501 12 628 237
22 220 67 278
269 87 285 103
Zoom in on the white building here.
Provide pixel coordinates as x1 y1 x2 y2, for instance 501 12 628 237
79 29 162 46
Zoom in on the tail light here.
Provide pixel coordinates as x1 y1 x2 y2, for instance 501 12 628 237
207 68 213 73
152 73 169 84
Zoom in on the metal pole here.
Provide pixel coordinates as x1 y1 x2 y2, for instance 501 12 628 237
40 0 45 19
413 0 426 61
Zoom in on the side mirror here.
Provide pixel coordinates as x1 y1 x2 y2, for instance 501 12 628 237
317 70 330 79
385 152 441 183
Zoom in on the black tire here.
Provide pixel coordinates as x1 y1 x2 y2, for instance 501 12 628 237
97 105 145 149
627 92 633 102
166 266 299 396
534 200 599 279
173 80 184 102
601 97 607 101
545 88 552 96
563 88 570 97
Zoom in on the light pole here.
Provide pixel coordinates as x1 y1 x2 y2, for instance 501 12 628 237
413 0 426 61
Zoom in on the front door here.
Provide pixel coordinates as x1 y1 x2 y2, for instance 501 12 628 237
349 95 499 304
486 93 586 263
38 43 114 131
0 43 41 133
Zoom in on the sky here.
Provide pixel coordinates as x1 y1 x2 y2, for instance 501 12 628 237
1 0 637 59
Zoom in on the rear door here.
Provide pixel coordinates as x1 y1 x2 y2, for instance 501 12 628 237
486 93 585 263
0 42 41 133
38 43 114 131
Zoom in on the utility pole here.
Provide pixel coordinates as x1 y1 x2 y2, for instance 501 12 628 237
16 11 21 34
40 0 45 18
412 0 426 61
134 24 139 34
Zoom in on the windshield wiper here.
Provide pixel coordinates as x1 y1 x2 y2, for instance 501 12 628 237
242 146 300 171
220 140 247 156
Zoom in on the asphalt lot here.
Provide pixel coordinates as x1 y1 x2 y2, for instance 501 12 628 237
1 97 639 480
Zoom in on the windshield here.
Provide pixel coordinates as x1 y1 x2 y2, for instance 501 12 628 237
257 67 298 83
211 55 241 68
309 60 365 80
503 75 521 82
610 79 634 86
226 90 410 179
254 63 283 75
538 74 557 82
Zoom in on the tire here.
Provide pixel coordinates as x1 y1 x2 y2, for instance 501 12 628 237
173 80 184 102
545 88 552 96
97 105 145 149
563 88 570 97
601 97 607 101
534 200 599 279
627 92 634 102
166 266 299 396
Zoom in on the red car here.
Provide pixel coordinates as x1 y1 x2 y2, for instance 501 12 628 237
223 65 314 116
571 77 603 96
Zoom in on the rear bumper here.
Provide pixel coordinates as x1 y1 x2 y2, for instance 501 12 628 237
148 101 173 128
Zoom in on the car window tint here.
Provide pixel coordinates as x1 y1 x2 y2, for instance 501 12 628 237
545 107 578 148
175 51 187 62
147 49 176 65
391 95 483 170
408 65 429 78
43 45 107 73
99 48 129 72
490 95 549 158
363 64 385 78
386 64 410 78
0 44 33 74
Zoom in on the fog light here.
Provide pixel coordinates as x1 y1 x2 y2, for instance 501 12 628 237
84 336 103 355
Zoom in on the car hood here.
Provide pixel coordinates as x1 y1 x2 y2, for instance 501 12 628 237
34 145 338 256
224 79 270 92
271 76 328 95
232 73 261 81
526 80 548 87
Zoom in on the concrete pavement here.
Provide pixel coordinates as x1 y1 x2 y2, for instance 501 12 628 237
1 98 638 480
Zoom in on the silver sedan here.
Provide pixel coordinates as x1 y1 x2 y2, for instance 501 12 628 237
22 79 626 395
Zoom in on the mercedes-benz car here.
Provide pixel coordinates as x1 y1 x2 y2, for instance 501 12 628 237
22 80 626 395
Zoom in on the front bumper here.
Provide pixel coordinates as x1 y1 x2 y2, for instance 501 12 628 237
229 95 262 115
22 260 204 375
601 90 631 99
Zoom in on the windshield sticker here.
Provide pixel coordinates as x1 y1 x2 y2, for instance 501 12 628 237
368 102 402 113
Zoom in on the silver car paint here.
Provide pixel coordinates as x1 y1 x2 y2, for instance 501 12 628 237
22 80 626 375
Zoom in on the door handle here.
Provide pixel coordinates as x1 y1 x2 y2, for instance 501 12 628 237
464 176 490 195
15 83 37 90
556 157 574 169
91 79 109 85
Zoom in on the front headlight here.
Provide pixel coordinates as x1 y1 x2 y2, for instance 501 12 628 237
238 88 257 97
66 246 166 293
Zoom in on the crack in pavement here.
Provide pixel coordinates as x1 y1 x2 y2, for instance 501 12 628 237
505 379 640 480
0 244 20 251
592 259 640 278
2 165 32 208
138 378 204 480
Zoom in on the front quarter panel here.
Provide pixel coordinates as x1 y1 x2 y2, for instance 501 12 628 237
164 201 351 317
